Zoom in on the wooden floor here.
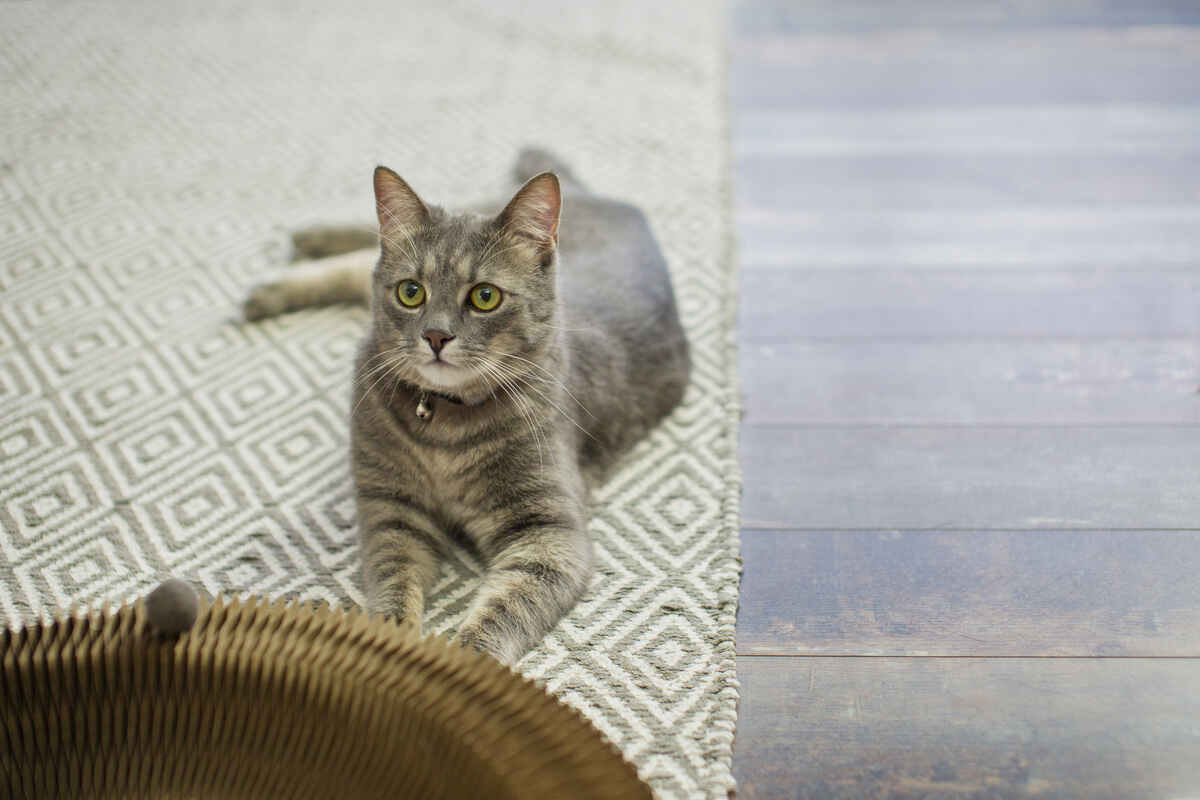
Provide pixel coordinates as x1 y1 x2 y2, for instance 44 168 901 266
729 2 1200 797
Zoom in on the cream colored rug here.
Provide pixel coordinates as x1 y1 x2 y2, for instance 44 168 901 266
0 2 741 797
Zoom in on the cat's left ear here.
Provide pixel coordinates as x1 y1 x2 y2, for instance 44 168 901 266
496 172 561 250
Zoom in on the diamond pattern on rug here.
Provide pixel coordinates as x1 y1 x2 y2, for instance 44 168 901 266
0 3 741 797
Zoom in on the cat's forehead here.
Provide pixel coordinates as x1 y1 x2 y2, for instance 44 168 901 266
422 215 487 281
380 212 481 275
381 210 539 284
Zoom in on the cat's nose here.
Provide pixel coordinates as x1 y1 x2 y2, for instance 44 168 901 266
422 329 455 355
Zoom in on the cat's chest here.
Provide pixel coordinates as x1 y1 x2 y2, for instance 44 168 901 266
395 434 482 492
383 419 517 518
360 397 573 533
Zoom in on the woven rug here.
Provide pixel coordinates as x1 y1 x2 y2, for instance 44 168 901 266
0 2 741 797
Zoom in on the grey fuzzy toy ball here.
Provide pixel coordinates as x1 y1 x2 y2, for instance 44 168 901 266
145 578 199 636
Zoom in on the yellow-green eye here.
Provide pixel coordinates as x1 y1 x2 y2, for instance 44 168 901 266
469 283 502 312
397 281 425 307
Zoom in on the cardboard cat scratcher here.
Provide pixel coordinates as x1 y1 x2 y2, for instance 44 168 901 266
1 581 650 799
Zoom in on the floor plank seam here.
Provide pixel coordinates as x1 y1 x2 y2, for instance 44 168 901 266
743 422 1200 429
741 525 1200 532
736 654 1200 660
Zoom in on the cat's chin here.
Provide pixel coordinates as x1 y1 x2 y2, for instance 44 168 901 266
414 362 475 395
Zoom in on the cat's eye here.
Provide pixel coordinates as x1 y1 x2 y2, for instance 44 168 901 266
468 283 502 312
397 281 426 308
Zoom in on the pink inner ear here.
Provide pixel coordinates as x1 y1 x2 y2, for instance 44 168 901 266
504 173 561 245
374 167 428 233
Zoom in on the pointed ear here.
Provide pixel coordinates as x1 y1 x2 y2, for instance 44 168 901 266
496 172 561 248
373 166 429 235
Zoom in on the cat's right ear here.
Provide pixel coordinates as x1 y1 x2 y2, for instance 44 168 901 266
373 166 429 235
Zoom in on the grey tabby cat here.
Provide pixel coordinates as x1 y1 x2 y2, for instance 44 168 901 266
243 150 689 664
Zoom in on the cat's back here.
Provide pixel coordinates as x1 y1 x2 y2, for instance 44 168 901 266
557 194 690 477
558 196 672 309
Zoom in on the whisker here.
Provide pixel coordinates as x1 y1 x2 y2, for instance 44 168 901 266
473 359 546 473
358 341 410 370
356 356 400 386
480 355 597 444
472 240 527 275
484 355 597 438
385 355 415 408
540 322 600 334
479 359 550 465
474 217 525 266
376 204 424 265
492 350 595 419
465 361 501 404
355 343 414 388
351 352 409 416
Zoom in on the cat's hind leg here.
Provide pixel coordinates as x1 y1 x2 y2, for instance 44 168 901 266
289 225 379 261
242 248 375 320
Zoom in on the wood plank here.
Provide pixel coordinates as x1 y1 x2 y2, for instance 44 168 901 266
733 1 1200 34
736 206 1200 270
729 3 1200 799
737 529 1200 656
738 269 1200 341
733 656 1200 800
740 338 1200 425
734 107 1200 158
733 28 1200 107
740 424 1200 529
735 151 1200 212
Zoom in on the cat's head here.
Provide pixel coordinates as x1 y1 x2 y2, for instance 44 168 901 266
369 166 561 403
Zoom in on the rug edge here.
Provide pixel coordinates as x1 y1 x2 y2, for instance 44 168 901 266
703 12 745 799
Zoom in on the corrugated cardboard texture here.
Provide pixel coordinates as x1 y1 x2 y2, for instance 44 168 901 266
1 598 651 799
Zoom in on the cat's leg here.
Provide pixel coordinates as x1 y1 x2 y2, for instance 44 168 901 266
289 225 378 261
456 517 593 665
242 248 375 320
358 497 445 627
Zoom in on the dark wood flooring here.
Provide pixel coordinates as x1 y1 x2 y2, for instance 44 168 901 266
729 2 1200 797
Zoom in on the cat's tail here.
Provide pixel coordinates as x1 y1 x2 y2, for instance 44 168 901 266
512 147 586 193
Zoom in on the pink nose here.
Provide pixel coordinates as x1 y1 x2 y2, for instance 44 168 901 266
422 329 454 355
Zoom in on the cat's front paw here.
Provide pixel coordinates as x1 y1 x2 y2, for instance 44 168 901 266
242 282 289 321
456 627 517 665
456 629 486 653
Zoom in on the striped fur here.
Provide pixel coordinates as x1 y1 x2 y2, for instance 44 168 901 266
244 149 690 664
